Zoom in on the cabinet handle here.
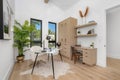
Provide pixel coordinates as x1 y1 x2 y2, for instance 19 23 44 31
86 52 87 54
85 56 87 57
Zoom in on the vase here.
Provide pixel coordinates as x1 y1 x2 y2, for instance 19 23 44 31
82 17 87 24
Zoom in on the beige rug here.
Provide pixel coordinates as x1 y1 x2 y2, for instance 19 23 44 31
20 61 72 79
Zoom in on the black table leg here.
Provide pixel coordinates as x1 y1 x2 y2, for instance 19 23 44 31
48 54 50 61
31 53 39 74
51 54 55 79
59 51 63 61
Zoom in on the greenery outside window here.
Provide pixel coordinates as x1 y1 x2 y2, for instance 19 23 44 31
48 22 57 48
30 18 42 47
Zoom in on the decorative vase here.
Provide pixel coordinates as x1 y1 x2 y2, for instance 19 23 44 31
17 55 25 63
82 17 87 24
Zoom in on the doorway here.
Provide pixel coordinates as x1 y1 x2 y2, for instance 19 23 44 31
106 5 120 69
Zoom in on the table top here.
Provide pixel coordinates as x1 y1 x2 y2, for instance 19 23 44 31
41 48 59 55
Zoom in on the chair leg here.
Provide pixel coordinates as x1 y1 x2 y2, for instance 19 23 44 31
78 56 80 60
31 53 39 74
48 54 50 61
51 54 55 79
71 54 73 60
74 55 77 64
59 51 63 61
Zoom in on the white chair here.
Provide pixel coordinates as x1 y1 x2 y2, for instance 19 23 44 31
47 48 63 61
30 46 44 74
30 46 43 61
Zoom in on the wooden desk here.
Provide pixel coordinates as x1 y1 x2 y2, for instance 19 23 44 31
74 46 97 66
82 47 97 66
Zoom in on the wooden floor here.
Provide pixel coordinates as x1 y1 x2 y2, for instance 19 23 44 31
107 57 120 70
9 56 120 80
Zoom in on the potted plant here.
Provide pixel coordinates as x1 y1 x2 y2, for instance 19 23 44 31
14 20 35 63
90 42 94 48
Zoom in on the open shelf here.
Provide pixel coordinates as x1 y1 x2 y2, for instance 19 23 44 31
75 22 97 29
75 34 97 38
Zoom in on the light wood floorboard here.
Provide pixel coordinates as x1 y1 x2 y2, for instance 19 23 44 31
9 56 120 80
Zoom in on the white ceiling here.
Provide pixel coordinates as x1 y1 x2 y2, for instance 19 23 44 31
49 0 80 10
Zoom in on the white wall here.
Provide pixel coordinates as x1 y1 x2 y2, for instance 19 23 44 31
0 0 15 80
15 0 65 59
63 0 120 67
107 6 120 59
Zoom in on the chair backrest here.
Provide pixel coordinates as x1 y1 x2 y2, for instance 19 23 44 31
47 48 59 55
30 46 42 53
30 46 43 61
71 46 76 54
71 46 82 54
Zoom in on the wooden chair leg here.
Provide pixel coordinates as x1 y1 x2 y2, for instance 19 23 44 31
71 54 73 60
74 55 77 64
78 56 80 60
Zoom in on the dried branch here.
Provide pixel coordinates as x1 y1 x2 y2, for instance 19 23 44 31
79 10 84 18
84 6 89 17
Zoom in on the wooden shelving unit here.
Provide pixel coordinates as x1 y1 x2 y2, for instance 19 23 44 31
75 34 97 38
75 22 97 29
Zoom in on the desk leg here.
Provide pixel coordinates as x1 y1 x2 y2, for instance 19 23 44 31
51 54 55 79
48 54 50 61
31 53 38 74
59 51 63 61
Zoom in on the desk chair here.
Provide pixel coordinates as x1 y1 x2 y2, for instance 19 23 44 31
71 46 83 64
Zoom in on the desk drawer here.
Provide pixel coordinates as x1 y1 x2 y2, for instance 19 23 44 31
82 48 97 66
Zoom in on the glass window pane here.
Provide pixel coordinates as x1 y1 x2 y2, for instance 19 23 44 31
48 43 56 48
48 23 56 41
48 22 56 48
31 19 42 46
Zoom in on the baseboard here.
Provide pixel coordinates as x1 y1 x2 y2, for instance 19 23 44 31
2 62 14 80
107 56 120 59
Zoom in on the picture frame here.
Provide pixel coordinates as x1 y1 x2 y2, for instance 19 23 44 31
0 0 12 39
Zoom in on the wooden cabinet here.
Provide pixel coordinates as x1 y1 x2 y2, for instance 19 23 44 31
82 48 97 66
58 17 77 58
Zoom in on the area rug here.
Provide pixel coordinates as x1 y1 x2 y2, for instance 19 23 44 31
20 61 72 79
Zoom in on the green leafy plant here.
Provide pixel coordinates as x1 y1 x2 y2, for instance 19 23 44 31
90 42 94 48
14 20 35 56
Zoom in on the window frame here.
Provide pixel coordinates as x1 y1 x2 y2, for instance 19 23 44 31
48 22 57 47
30 18 42 47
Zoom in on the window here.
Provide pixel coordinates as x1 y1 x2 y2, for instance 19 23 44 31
48 22 57 48
30 18 42 47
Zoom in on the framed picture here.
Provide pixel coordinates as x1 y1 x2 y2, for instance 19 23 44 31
0 0 12 39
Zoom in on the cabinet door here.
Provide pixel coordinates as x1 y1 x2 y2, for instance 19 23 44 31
65 45 71 58
58 23 61 42
59 23 64 44
60 45 67 56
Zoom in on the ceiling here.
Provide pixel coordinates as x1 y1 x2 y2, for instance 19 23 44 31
49 0 80 10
